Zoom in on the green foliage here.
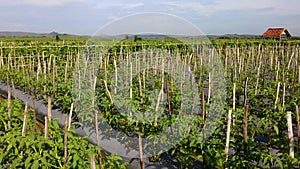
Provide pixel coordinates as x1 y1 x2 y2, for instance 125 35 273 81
0 38 300 168
0 99 126 168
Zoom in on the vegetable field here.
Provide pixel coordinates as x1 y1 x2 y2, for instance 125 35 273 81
0 37 300 168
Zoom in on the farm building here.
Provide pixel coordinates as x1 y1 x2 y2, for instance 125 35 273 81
262 28 291 39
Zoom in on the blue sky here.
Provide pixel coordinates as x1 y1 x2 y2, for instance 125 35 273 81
1 0 300 36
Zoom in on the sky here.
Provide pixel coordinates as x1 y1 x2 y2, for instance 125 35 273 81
1 0 300 36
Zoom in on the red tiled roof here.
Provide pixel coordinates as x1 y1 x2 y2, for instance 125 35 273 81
262 28 291 38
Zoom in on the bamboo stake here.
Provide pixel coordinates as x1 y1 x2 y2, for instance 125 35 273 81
130 61 133 101
255 62 261 95
233 83 236 110
287 52 295 70
44 116 48 139
225 110 232 161
92 75 103 169
275 61 280 82
68 103 73 131
232 83 236 126
104 80 113 104
64 59 68 83
202 89 206 121
282 82 286 109
48 96 52 121
138 132 145 169
22 103 28 137
7 88 11 129
95 110 103 169
138 59 143 106
154 58 164 126
295 106 300 151
274 82 280 109
244 77 248 106
90 154 96 169
37 54 41 81
63 115 69 167
287 111 294 158
166 80 171 116
207 72 212 104
298 66 300 84
114 56 118 94
243 105 248 142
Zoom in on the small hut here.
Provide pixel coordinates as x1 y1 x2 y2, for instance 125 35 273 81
262 28 291 40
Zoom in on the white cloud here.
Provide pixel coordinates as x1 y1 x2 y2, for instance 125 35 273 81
161 0 300 16
94 2 144 10
0 0 85 6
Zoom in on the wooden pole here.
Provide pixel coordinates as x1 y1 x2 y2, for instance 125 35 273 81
68 103 73 131
202 89 206 121
104 80 113 104
44 116 48 139
243 105 249 142
63 115 69 167
232 83 236 126
233 83 236 110
225 110 232 161
90 154 96 169
114 56 118 94
282 82 286 109
274 82 280 110
138 132 145 169
47 96 52 121
7 89 11 129
287 111 294 158
21 103 28 137
295 106 300 151
207 72 212 104
255 62 261 95
95 110 103 169
244 77 248 106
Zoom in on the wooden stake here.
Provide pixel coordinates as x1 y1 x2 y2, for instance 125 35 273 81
114 56 118 94
63 115 69 167
68 103 73 131
90 154 96 169
104 80 113 104
47 96 52 121
232 83 236 126
64 59 69 83
255 62 261 95
225 110 232 161
207 72 212 104
202 89 206 121
295 106 300 151
44 116 48 139
138 132 145 169
138 59 143 106
282 82 286 109
232 83 236 110
274 82 280 110
287 111 294 158
243 105 248 142
154 58 165 126
95 110 103 169
22 103 28 137
7 89 11 129
244 77 248 106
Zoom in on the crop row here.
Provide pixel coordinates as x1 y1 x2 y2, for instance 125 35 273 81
0 38 300 168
